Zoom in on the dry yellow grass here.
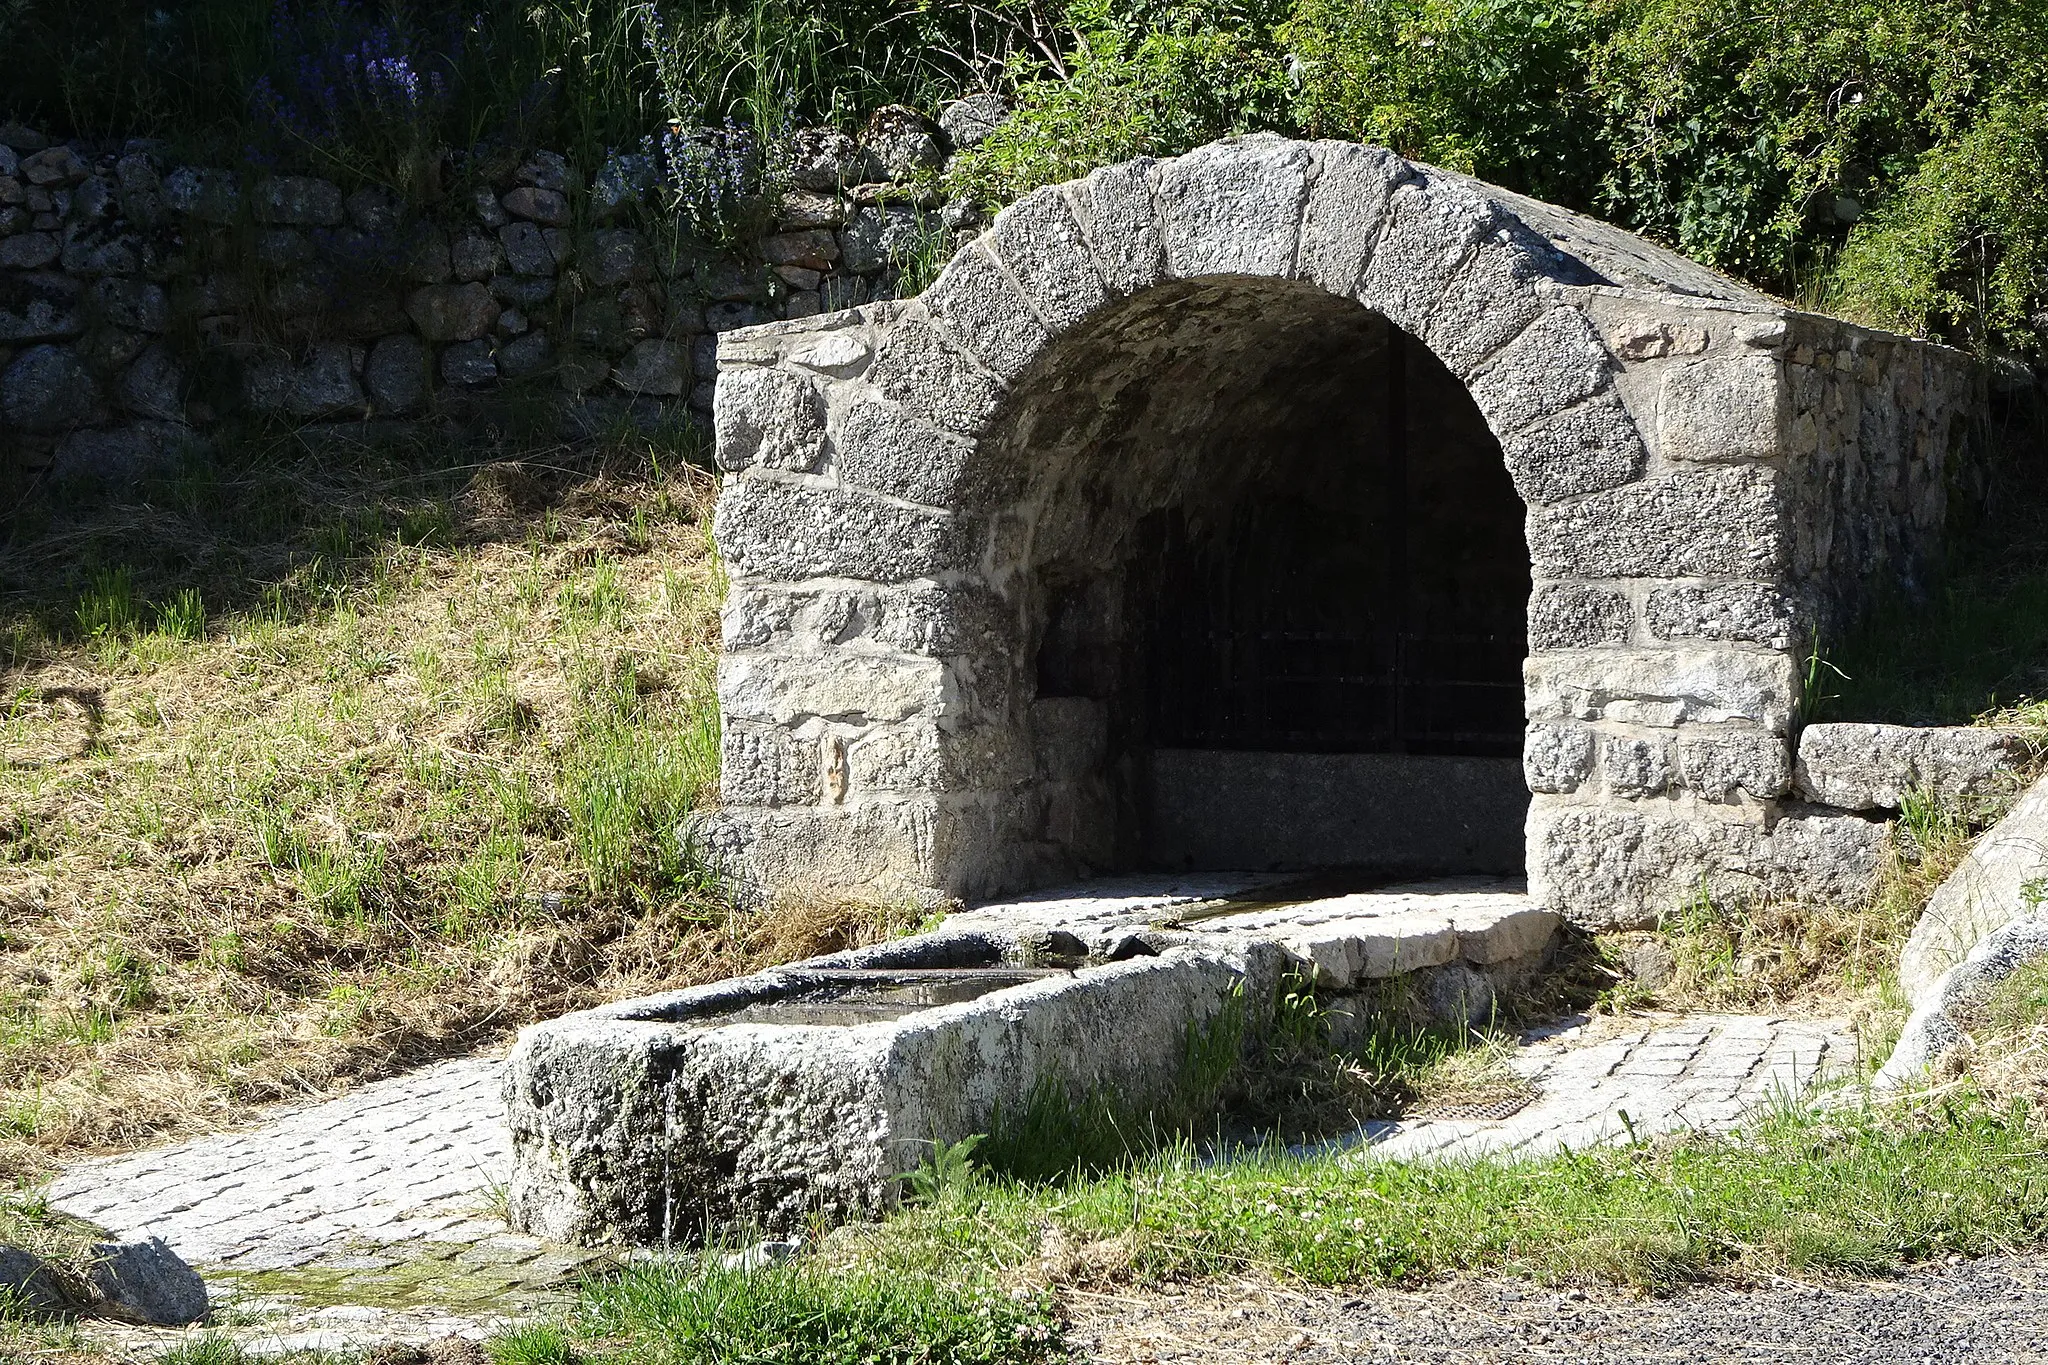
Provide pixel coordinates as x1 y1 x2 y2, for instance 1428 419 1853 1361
0 428 910 1184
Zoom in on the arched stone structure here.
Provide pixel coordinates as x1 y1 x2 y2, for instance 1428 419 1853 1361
704 135 1980 928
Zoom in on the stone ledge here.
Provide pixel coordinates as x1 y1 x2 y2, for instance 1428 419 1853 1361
1795 722 2033 812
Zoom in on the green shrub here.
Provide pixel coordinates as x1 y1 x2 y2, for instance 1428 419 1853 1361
1284 0 1607 206
949 0 1296 206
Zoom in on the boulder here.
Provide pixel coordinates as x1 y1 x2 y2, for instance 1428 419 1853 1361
612 338 687 396
89 278 169 333
439 339 498 386
501 186 570 228
498 221 555 276
0 231 59 269
0 274 84 342
491 274 556 309
0 1244 65 1311
161 166 239 224
840 207 927 275
2 343 104 431
60 224 144 277
450 233 502 283
54 422 189 481
788 127 864 190
119 342 185 419
240 340 366 418
84 1237 207 1326
0 123 51 153
1879 916 2048 1088
1796 723 2031 811
939 94 1007 150
517 150 577 193
861 105 945 182
364 334 427 414
584 229 650 287
776 190 843 230
21 146 88 186
406 283 498 342
345 184 403 234
253 175 344 226
1900 773 2048 1005
761 229 838 271
497 330 552 379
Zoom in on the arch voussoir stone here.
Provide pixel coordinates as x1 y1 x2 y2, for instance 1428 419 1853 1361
1501 393 1648 505
866 306 1007 435
706 133 1981 932
981 186 1111 331
1070 159 1167 297
921 241 1049 382
1353 174 1508 340
1154 136 1314 280
1466 306 1616 436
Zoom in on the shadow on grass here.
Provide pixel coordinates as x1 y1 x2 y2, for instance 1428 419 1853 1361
0 405 713 663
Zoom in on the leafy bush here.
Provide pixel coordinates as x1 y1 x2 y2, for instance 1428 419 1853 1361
1284 0 1606 206
1283 0 2048 356
949 0 1296 205
1830 94 2048 352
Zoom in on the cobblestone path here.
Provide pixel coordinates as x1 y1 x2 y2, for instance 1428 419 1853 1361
1356 1012 1857 1161
49 1056 609 1355
48 1009 1859 1355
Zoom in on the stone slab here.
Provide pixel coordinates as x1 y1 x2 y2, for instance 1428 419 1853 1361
1796 722 2032 811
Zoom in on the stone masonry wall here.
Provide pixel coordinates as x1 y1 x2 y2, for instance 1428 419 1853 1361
704 136 1986 930
0 103 1001 477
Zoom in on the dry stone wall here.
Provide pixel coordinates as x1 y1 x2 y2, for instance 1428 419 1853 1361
704 135 1987 930
0 107 987 478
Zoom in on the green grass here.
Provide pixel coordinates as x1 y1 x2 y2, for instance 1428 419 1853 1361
155 1336 249 1365
528 1095 2048 1365
0 422 897 1182
574 1257 1066 1365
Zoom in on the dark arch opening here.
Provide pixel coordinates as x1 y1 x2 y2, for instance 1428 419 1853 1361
987 277 1531 879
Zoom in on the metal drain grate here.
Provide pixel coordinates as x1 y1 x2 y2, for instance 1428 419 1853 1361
1404 1089 1538 1122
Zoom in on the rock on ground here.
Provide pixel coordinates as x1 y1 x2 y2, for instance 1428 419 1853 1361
85 1236 208 1326
0 1243 65 1310
1900 771 2048 1004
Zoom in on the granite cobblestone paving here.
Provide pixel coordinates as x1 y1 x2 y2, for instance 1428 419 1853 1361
46 981 1852 1353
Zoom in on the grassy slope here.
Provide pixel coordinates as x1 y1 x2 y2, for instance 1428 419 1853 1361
0 424 909 1185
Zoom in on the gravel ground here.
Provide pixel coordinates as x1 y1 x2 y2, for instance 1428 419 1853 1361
1068 1254 2048 1363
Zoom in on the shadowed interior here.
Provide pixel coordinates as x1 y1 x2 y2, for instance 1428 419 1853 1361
985 276 1532 875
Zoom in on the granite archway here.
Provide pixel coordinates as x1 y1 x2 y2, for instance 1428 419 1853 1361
706 135 1975 927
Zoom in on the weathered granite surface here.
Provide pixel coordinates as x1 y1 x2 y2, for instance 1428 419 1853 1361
505 944 1264 1242
703 134 1984 930
0 108 980 478
1899 773 2048 1005
505 874 1562 1244
1796 723 2033 811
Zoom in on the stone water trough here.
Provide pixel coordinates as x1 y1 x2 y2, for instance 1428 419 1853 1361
504 876 1557 1243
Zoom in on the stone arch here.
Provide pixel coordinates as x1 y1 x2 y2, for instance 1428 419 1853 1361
708 135 1961 927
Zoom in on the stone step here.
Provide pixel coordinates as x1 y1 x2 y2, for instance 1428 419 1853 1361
953 874 1561 990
